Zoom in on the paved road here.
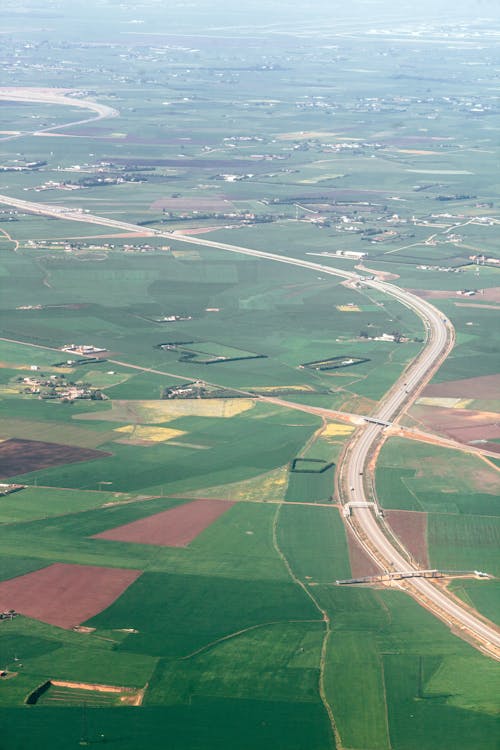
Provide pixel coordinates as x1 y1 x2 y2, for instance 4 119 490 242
0 89 118 143
0 193 499 654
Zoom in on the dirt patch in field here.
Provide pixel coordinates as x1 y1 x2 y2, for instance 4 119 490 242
479 287 500 303
345 525 382 578
0 563 141 629
410 405 500 444
385 510 429 568
355 264 400 281
411 289 459 300
413 286 500 303
454 302 500 310
339 395 377 416
150 197 234 211
174 226 223 235
423 374 500 400
0 438 111 479
92 499 234 547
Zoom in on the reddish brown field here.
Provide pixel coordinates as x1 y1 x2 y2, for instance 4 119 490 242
345 525 382 579
475 441 500 455
412 286 500 303
0 564 141 629
385 510 429 568
92 499 235 547
410 405 500 444
423 374 500 400
0 439 111 479
411 289 461 300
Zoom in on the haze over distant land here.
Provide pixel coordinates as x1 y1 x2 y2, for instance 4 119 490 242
2 0 500 38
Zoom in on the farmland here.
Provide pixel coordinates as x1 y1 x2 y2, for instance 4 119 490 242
0 1 499 749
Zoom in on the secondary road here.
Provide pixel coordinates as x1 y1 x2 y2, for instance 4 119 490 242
0 192 499 655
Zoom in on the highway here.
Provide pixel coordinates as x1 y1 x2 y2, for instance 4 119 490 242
0 192 499 656
0 88 118 142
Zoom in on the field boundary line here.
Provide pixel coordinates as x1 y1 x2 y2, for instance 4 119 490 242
272 502 343 750
178 618 323 661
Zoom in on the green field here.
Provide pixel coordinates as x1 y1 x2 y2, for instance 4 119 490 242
277 505 351 583
428 513 500 577
0 487 124 523
319 588 500 750
376 439 500 515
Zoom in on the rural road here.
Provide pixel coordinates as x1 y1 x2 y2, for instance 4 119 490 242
0 192 499 657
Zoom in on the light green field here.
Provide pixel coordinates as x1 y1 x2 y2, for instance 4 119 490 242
0 487 126 523
428 513 500 577
376 438 500 515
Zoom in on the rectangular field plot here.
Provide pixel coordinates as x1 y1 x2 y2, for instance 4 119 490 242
428 513 500 577
0 487 122 523
376 439 500 515
0 698 333 750
92 499 235 547
0 438 111 480
157 340 266 365
285 462 335 503
277 505 351 583
86 572 319 659
146 622 325 706
0 563 141 629
29 680 140 707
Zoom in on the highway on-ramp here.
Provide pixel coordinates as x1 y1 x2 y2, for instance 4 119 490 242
0 192 499 657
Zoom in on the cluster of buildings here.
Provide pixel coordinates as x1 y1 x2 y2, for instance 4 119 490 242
417 265 464 273
61 344 106 356
0 483 24 497
306 250 367 260
469 254 500 267
20 374 105 402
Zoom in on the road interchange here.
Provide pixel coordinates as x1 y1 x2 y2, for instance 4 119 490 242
0 192 499 657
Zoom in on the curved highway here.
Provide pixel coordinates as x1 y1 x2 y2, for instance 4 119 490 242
0 192 499 655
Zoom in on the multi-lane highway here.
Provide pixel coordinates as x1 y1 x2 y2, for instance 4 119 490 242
0 192 499 656
0 88 118 142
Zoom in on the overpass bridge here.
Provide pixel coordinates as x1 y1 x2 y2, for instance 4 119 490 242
335 570 491 585
343 501 383 518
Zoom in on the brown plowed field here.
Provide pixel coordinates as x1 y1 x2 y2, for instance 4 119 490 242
345 525 382 578
476 441 500 455
92 499 235 547
423 374 500 400
385 510 429 568
412 286 500 303
0 563 141 629
0 438 111 479
410 405 500 444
